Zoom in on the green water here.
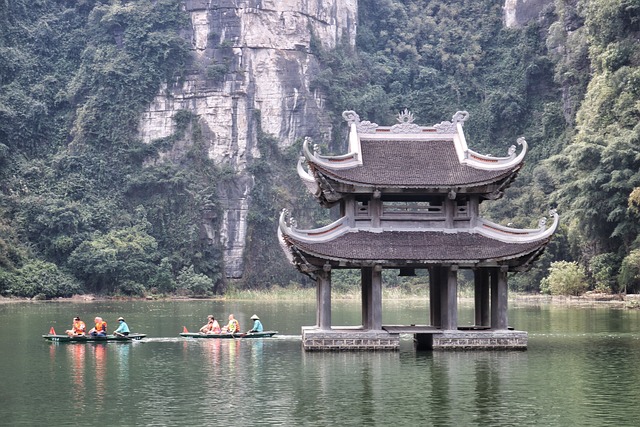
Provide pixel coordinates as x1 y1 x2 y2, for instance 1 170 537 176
1 300 640 426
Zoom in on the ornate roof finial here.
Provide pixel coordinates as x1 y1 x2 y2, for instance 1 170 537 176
282 208 298 229
452 111 469 125
397 109 415 124
538 216 547 228
342 111 360 125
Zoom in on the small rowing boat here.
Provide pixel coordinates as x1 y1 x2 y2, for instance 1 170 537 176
43 333 147 342
180 331 277 339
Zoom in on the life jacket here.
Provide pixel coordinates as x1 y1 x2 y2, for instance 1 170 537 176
73 321 86 335
228 319 239 333
95 321 107 333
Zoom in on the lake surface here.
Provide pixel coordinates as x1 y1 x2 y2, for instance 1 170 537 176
2 299 640 426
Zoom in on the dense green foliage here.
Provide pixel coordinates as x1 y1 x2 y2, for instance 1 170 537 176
0 1 224 297
1 0 639 297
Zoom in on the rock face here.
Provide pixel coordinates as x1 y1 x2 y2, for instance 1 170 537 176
139 0 357 278
503 0 552 28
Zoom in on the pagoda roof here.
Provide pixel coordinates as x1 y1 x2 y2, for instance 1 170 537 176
278 209 559 273
299 110 527 201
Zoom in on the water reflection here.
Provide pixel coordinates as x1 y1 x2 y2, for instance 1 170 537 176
69 344 86 412
92 344 107 400
115 343 130 381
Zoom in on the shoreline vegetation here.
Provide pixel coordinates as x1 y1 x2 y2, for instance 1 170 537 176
2 288 640 309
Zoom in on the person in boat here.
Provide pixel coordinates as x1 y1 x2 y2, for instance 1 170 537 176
65 317 86 336
222 314 240 334
89 317 108 337
113 316 130 337
199 315 221 334
247 314 263 334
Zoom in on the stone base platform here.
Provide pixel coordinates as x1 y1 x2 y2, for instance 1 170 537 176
417 330 528 351
302 326 527 351
302 327 400 351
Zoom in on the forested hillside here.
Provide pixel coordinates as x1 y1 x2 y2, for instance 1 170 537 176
1 0 639 298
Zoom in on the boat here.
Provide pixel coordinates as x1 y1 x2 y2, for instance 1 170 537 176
180 331 278 339
42 333 147 342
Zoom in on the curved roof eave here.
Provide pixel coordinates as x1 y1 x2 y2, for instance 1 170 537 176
302 134 362 170
475 210 559 243
462 137 528 171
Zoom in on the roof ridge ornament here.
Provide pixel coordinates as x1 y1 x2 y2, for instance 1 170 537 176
390 109 421 133
435 111 469 133
343 110 380 134
396 109 415 124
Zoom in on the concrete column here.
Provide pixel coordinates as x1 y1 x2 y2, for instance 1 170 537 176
469 195 479 228
474 268 490 327
371 196 382 228
361 267 372 328
440 265 458 331
371 265 383 330
429 267 442 327
490 267 509 330
317 267 332 330
444 199 455 228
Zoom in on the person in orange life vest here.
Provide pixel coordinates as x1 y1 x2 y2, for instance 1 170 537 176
89 317 107 336
199 315 221 334
65 316 86 336
222 314 240 333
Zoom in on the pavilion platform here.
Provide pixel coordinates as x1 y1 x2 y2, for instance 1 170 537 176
302 325 527 351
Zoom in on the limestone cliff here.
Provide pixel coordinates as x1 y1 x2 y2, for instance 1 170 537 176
503 0 552 28
139 0 357 278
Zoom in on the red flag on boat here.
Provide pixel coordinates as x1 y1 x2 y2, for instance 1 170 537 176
49 327 56 335
183 326 188 333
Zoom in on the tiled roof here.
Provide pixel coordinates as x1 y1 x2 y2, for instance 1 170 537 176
315 139 516 187
286 230 546 263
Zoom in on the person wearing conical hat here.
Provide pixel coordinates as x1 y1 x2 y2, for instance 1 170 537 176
113 316 130 337
247 314 263 334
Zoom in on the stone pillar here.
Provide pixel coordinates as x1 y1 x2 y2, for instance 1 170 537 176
490 266 509 330
474 268 490 327
371 190 382 228
429 267 442 327
361 267 372 328
317 266 332 330
440 265 458 331
371 264 383 330
469 195 479 228
444 198 455 228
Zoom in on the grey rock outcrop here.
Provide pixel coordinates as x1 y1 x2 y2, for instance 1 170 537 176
503 0 552 28
139 0 357 278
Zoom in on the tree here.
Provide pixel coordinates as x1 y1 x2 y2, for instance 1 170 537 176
3 260 80 299
67 226 159 294
540 261 589 296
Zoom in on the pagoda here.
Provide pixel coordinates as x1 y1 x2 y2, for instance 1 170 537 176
278 110 558 350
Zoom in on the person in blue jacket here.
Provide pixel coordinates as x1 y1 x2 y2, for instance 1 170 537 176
248 314 263 333
113 316 130 336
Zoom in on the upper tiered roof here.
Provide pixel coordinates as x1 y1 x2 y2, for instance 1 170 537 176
299 110 527 204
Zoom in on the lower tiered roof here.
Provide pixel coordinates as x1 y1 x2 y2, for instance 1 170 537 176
278 210 559 273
